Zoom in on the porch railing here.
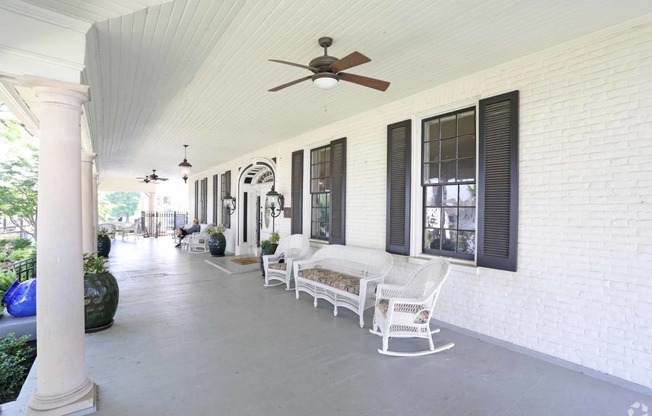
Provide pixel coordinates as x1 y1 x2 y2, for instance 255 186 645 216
140 211 188 238
1 257 37 281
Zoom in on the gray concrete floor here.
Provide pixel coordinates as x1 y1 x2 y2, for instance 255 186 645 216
5 237 652 415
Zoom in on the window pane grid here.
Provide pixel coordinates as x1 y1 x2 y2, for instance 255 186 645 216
422 107 476 258
310 146 331 239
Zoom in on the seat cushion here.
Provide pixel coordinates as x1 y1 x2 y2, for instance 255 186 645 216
378 299 431 324
268 262 288 271
298 268 360 295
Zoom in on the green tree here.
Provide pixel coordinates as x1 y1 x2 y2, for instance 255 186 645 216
98 194 116 223
0 112 38 240
104 192 140 220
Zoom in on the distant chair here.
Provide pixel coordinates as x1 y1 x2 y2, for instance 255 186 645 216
121 222 140 240
263 234 310 290
185 225 212 253
370 258 454 356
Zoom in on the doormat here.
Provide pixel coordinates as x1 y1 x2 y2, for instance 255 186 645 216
231 256 258 266
205 255 260 275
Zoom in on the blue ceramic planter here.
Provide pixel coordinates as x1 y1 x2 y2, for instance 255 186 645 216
2 279 37 317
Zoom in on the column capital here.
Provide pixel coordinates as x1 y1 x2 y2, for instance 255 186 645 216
81 150 97 163
21 75 89 111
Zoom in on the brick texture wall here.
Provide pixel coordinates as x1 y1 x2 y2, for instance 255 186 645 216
191 17 652 388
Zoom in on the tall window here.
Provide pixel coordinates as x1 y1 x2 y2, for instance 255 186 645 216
422 108 476 259
310 145 330 239
200 177 208 224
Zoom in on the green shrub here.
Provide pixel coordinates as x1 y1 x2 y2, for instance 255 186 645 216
0 333 35 403
10 238 32 250
8 248 31 262
0 240 9 249
0 270 18 290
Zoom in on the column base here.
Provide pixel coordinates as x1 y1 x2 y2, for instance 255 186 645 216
26 379 97 416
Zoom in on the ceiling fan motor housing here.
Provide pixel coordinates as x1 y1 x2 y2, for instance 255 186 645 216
309 55 338 72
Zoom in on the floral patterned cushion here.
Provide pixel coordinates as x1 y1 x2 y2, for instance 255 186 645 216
378 299 431 324
298 268 360 295
268 262 288 271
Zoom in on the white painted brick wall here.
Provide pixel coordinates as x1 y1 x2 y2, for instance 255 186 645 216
189 17 652 388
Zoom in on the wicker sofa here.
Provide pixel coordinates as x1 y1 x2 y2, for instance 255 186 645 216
293 245 394 328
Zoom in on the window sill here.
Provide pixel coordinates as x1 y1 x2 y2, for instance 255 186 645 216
409 253 477 269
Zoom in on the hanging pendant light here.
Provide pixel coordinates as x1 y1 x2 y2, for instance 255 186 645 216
178 144 192 183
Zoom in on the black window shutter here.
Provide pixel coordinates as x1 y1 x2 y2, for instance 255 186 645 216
291 150 304 234
478 91 519 272
329 138 346 245
386 120 411 255
194 180 199 220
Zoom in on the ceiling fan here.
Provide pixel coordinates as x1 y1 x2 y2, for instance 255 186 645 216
268 37 390 92
136 169 169 183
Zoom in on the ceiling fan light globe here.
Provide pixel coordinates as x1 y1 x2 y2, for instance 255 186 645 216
312 73 339 90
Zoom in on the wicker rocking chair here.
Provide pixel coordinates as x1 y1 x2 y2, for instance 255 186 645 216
370 258 454 356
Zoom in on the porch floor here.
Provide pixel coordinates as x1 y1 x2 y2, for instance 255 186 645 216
5 237 651 415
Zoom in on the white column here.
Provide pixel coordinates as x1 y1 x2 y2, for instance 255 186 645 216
81 150 96 254
24 77 97 415
148 192 157 237
93 173 99 249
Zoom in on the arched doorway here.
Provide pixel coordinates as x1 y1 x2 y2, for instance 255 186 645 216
235 158 277 255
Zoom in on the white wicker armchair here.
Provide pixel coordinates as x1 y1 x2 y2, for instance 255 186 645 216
121 222 140 240
263 234 310 289
370 258 454 356
184 224 213 253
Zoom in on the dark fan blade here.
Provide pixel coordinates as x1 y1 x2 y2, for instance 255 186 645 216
268 75 312 92
339 72 390 91
156 178 169 181
269 59 318 73
331 52 370 73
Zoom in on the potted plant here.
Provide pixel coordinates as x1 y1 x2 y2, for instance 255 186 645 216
83 253 119 332
259 232 280 275
97 227 111 258
207 224 227 257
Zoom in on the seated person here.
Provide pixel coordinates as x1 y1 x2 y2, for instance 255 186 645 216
175 219 201 247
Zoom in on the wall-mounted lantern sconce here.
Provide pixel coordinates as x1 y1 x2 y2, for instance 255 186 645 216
266 185 284 218
178 144 192 183
223 192 236 216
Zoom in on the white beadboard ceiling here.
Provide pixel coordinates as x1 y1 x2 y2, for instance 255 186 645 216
24 0 652 183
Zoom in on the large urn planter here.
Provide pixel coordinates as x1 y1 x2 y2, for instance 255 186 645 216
259 232 280 276
84 271 119 332
259 244 278 276
97 234 111 258
208 233 226 257
83 254 119 333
